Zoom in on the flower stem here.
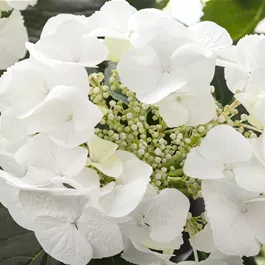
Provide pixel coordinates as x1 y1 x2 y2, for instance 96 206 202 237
238 123 263 133
193 248 199 263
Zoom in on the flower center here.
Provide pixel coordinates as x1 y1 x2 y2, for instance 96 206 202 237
241 205 248 214
223 164 235 178
176 95 183 102
66 114 73 122
70 219 78 230
162 65 171 73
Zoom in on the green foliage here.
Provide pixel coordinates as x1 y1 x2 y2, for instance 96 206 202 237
211 66 234 106
155 0 170 9
0 204 62 265
202 0 265 40
127 0 156 9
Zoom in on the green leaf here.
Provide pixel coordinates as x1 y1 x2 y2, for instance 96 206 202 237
211 66 234 106
202 0 265 40
155 0 170 9
243 257 257 265
0 204 62 265
127 0 156 9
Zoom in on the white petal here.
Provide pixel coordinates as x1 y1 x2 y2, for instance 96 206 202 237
104 37 132 62
73 100 103 133
234 157 265 193
47 121 89 148
117 46 162 101
91 155 123 179
121 220 183 250
72 167 99 190
183 147 225 179
79 36 108 67
199 125 253 165
0 10 28 70
250 66 265 92
78 206 123 258
5 0 37 10
189 21 232 53
171 43 216 87
0 169 37 189
224 64 250 93
87 134 118 163
35 218 93 265
0 152 25 177
128 8 170 34
100 180 148 217
15 133 88 177
143 188 190 244
115 150 152 183
99 0 136 30
202 180 260 256
131 17 191 63
86 0 136 38
0 177 19 208
156 93 189 128
0 59 89 115
122 239 174 265
138 72 186 104
23 166 56 187
19 189 88 221
209 251 244 265
164 0 203 26
41 14 87 38
1 111 28 142
28 20 107 67
245 199 265 245
190 224 217 253
183 92 216 126
238 35 265 71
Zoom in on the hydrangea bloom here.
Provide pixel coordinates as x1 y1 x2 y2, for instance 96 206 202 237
0 10 28 69
2 1 265 265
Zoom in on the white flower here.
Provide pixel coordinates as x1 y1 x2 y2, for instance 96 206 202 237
0 59 89 116
117 17 215 104
0 0 37 11
225 35 265 94
163 0 203 26
178 253 243 265
189 21 234 64
233 93 264 129
40 14 87 38
25 86 103 147
86 3 170 62
86 134 123 178
156 85 216 127
0 111 28 142
189 223 217 253
16 188 124 264
202 179 265 256
0 134 99 190
184 125 265 193
121 188 190 250
122 239 175 265
0 10 28 70
86 0 137 39
99 150 152 217
26 17 108 67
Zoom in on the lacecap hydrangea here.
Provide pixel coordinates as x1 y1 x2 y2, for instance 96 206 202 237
0 1 265 265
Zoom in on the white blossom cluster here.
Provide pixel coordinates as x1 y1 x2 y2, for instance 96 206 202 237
1 1 265 265
0 0 37 69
